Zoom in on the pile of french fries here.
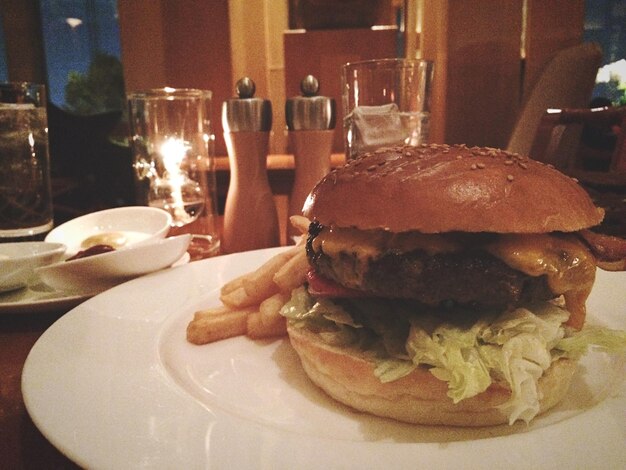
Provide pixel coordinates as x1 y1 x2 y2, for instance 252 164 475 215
186 216 310 345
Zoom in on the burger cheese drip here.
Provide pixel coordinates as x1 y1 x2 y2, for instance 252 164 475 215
485 233 596 330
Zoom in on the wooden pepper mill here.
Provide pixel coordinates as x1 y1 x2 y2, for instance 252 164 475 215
285 75 336 241
221 77 279 253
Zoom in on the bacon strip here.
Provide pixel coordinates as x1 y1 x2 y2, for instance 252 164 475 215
306 269 364 298
578 230 626 271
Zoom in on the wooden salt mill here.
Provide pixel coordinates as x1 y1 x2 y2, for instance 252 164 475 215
285 75 336 241
221 77 279 253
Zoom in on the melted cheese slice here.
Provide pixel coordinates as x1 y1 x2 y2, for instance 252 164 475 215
484 234 595 330
312 226 462 259
312 227 595 329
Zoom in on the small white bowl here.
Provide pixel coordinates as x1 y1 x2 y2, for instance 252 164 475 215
0 242 66 292
36 234 191 294
45 206 172 256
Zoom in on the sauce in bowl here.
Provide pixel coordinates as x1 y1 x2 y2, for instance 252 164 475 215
79 231 152 251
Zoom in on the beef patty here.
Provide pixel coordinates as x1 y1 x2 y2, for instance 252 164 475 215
306 225 554 309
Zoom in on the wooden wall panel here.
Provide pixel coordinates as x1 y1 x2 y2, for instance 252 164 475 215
118 2 167 91
118 0 232 155
284 27 398 153
524 0 586 99
229 0 289 154
422 0 523 148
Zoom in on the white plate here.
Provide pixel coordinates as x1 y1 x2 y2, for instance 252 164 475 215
22 248 626 469
0 242 66 292
0 281 92 314
0 251 190 315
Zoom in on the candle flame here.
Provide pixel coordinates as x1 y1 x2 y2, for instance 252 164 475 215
160 137 190 224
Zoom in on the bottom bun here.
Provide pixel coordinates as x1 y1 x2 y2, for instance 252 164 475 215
287 323 577 427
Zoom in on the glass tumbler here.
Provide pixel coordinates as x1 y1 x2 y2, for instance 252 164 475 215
0 82 54 240
341 58 434 159
128 88 220 258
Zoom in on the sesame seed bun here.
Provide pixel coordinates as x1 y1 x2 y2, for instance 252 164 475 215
303 144 604 233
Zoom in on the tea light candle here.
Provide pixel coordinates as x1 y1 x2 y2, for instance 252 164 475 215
159 137 190 224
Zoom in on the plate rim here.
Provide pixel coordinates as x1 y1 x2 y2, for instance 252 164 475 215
0 284 93 314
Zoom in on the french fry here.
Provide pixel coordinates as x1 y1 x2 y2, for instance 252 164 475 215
220 285 257 308
221 248 298 307
273 248 309 292
192 305 236 318
241 271 279 303
259 292 290 325
289 215 310 235
246 311 287 339
244 247 297 288
186 307 256 345
220 274 246 296
190 243 308 345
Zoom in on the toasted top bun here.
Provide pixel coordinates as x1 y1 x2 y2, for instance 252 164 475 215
288 323 577 426
303 144 604 233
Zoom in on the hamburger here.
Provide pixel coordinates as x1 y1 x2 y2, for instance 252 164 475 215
281 144 626 426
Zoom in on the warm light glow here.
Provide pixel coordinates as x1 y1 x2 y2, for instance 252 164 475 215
596 59 626 85
160 137 189 222
66 17 83 29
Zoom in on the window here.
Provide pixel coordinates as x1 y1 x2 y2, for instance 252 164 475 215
39 0 125 114
584 0 626 104
0 11 8 82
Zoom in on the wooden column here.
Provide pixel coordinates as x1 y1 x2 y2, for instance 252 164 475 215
0 0 46 83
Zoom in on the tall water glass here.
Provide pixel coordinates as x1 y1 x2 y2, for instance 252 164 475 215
128 88 220 258
0 82 54 240
342 58 434 159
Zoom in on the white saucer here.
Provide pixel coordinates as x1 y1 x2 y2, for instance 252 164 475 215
0 281 92 314
0 250 191 315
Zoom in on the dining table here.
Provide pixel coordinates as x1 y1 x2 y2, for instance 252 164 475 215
0 153 347 468
1 308 81 468
2 150 624 469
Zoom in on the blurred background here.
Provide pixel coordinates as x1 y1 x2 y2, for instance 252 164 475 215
0 0 624 221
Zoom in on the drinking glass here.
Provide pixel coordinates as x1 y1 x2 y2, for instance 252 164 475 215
128 88 220 258
342 58 434 159
0 82 54 240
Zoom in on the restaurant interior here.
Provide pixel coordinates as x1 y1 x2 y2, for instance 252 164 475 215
1 0 626 468
2 0 625 236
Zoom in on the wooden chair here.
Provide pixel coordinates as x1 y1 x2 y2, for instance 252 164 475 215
529 105 626 181
507 43 603 157
529 105 626 236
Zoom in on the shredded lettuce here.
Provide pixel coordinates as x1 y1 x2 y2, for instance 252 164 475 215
374 359 416 383
280 286 315 321
281 288 626 424
556 325 626 357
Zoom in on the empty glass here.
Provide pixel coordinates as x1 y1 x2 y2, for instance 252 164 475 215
342 58 434 159
128 88 220 258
